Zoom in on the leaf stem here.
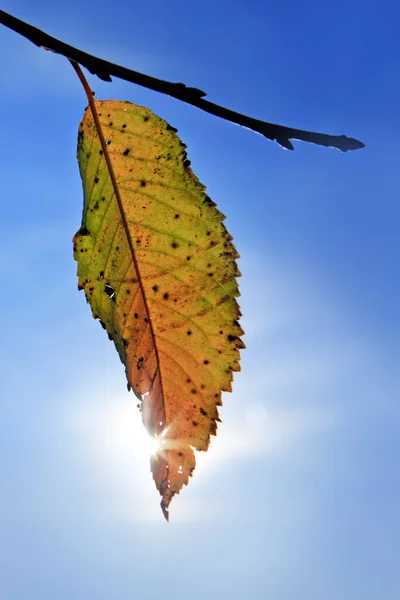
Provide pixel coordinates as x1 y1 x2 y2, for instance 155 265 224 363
0 9 364 152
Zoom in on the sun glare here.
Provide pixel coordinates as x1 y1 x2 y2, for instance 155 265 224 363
143 433 160 457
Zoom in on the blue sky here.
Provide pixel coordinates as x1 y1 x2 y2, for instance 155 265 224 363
0 1 399 598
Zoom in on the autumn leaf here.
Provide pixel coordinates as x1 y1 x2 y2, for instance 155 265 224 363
73 99 244 519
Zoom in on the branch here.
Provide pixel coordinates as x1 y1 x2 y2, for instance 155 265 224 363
0 9 365 152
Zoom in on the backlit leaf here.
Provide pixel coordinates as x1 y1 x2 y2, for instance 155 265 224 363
73 100 244 519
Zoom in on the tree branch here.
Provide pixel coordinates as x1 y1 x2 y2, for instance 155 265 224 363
0 9 364 152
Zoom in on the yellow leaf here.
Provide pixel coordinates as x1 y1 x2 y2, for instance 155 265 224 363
74 100 244 519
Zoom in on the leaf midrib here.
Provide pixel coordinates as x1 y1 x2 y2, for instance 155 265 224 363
87 96 167 426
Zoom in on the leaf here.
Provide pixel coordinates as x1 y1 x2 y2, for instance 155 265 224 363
73 100 244 519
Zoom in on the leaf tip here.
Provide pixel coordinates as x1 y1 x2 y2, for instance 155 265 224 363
161 500 170 522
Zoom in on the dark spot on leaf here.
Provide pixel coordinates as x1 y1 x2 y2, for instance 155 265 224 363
94 177 99 184
183 159 191 168
140 179 146 187
203 195 216 207
171 241 179 249
99 271 104 279
144 317 148 323
186 378 191 383
123 148 130 156
109 122 113 126
143 116 149 122
99 150 103 155
178 452 183 457
123 338 128 348
162 292 169 301
186 256 191 261
134 313 138 319
152 285 159 292
203 360 209 365
104 283 115 300
192 421 198 426
191 389 197 394
227 334 236 342
126 289 131 294
174 214 180 219
106 140 111 145
217 295 230 307
78 226 90 236
122 124 126 128
200 408 207 416
187 330 192 336
137 357 144 370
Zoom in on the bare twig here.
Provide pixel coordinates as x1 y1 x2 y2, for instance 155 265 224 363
0 9 364 152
